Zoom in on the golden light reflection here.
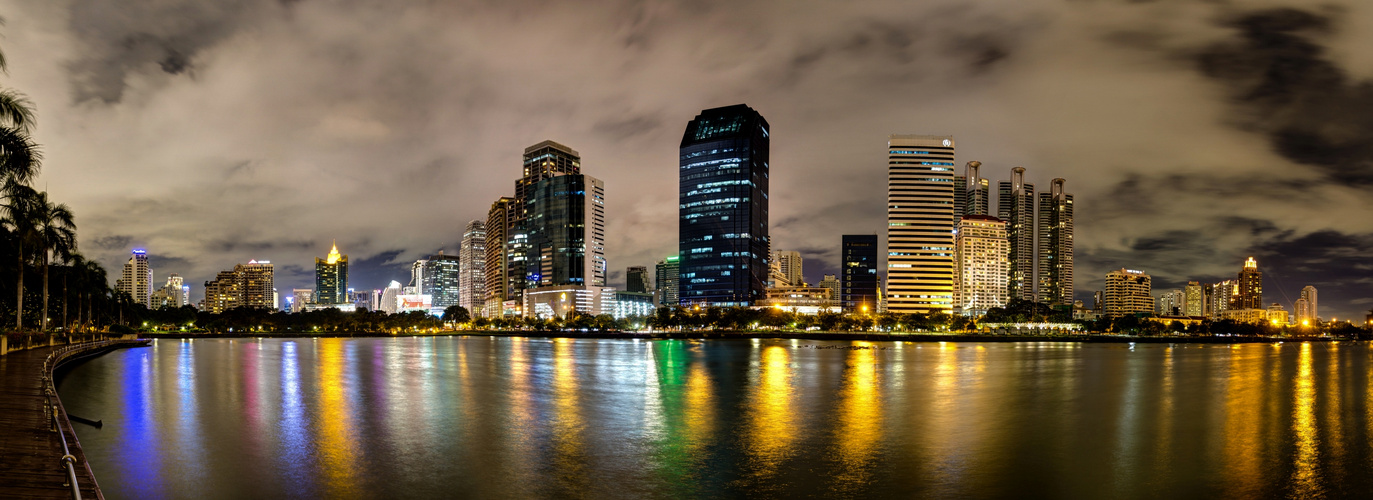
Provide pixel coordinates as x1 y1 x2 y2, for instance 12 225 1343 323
1222 345 1262 499
741 345 795 483
831 342 880 493
1155 347 1174 473
683 359 714 451
552 339 588 491
317 338 358 497
1290 342 1322 497
1323 343 1344 487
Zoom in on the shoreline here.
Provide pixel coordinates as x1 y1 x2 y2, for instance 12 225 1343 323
141 331 1348 344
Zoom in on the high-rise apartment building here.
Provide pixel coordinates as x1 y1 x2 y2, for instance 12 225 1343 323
842 235 880 313
315 243 348 304
1157 289 1185 316
204 260 275 314
1184 281 1204 316
626 266 650 294
150 273 187 309
818 274 842 309
887 134 956 313
954 215 1009 316
772 251 803 287
998 168 1036 302
119 249 153 308
655 255 680 307
1206 279 1235 319
1233 257 1262 310
1105 269 1152 318
1037 178 1073 305
1298 285 1318 323
459 220 486 315
484 197 520 317
678 104 770 307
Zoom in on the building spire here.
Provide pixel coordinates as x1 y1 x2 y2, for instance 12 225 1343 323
327 240 342 264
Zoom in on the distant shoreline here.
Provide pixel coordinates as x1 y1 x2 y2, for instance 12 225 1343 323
140 331 1347 344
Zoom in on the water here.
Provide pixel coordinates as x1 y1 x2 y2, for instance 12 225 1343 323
56 337 1373 499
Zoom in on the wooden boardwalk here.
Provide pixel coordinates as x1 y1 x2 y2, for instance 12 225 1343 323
0 340 148 499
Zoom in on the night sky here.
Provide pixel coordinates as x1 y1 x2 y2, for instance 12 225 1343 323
2 1 1370 319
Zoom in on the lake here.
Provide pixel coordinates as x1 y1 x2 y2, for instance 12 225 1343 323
57 337 1373 498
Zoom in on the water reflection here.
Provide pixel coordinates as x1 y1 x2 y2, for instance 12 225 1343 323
551 339 588 493
740 345 795 488
1290 342 1322 498
831 342 880 494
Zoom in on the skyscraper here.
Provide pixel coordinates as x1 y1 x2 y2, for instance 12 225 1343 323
954 215 1009 316
818 274 842 309
655 255 680 307
459 220 486 315
423 252 462 309
887 134 956 313
773 250 804 287
1036 178 1072 305
522 172 607 318
204 260 274 314
1105 269 1152 318
678 104 770 307
1299 285 1318 323
842 235 880 313
484 197 520 317
119 249 153 308
998 168 1035 302
964 161 990 217
1207 279 1235 319
1233 257 1262 310
626 266 650 294
315 243 348 305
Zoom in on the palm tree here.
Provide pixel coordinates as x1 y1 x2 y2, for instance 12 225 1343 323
82 259 107 331
30 190 76 332
1 181 36 331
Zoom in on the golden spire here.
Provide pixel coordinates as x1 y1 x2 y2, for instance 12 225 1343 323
1244 256 1257 269
326 240 342 264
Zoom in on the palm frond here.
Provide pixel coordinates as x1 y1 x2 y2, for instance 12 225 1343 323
0 127 40 183
0 90 35 133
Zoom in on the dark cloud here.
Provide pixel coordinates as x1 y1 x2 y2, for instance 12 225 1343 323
1196 6 1373 185
92 235 133 250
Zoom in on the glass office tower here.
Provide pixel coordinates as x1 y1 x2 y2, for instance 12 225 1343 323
678 104 770 307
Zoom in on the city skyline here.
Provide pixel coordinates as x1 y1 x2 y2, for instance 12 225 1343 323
1 1 1370 318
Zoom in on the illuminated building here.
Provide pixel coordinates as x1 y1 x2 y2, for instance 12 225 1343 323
203 261 274 314
655 255 680 306
964 161 990 216
1157 289 1185 316
818 274 841 308
613 291 655 319
1221 308 1267 324
521 172 607 317
418 252 461 309
379 281 401 314
119 249 153 308
954 215 1009 316
314 243 348 304
484 197 520 317
349 288 378 311
1036 178 1073 305
1184 281 1204 316
998 167 1036 302
291 289 313 313
459 220 486 315
1294 298 1310 325
1104 268 1151 318
626 266 650 294
1232 257 1263 310
1206 279 1235 319
1297 285 1318 323
150 274 186 309
774 251 803 287
887 134 955 313
761 286 835 314
842 234 880 313
679 104 770 307
1266 303 1289 325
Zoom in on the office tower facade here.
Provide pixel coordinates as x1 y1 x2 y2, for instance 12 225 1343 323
1104 269 1152 318
119 249 153 307
315 243 348 304
953 174 966 221
998 168 1036 302
655 255 680 306
379 281 402 314
678 104 770 307
409 258 428 293
954 215 1009 316
522 173 607 318
459 220 486 315
626 266 650 294
516 141 582 217
484 197 520 317
841 235 880 312
1184 281 1203 316
887 134 956 313
423 253 462 309
1036 178 1073 305
964 161 990 217
1233 257 1263 310
1299 285 1318 323
818 274 842 308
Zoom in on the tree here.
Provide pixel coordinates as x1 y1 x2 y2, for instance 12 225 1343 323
442 305 470 324
30 190 75 332
2 181 36 332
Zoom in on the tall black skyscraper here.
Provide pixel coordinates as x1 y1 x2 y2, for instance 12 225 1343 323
842 235 879 312
678 104 770 307
626 266 650 293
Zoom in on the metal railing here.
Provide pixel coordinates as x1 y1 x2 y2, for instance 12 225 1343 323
43 339 126 500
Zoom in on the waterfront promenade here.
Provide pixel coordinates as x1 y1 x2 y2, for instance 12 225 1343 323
0 339 148 499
